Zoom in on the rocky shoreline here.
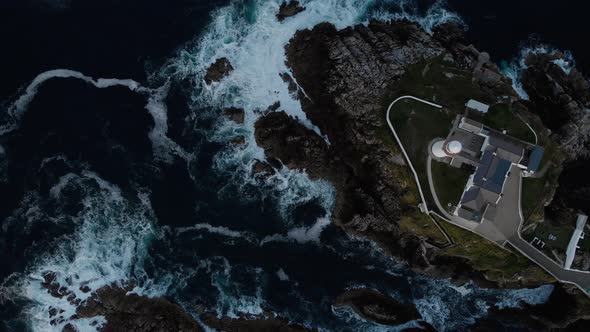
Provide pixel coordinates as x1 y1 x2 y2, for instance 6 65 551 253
32 8 590 332
249 18 590 330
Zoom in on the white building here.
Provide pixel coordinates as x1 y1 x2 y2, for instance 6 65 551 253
466 99 490 113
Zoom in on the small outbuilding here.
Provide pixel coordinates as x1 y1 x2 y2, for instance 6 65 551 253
466 99 490 113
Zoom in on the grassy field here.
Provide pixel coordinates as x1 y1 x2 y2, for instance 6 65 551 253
376 57 557 286
389 99 454 210
483 103 536 143
436 215 554 286
521 129 564 223
398 211 449 245
430 160 471 211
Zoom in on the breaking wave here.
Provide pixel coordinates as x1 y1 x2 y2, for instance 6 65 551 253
158 0 463 223
1 69 189 162
15 172 167 331
501 44 576 99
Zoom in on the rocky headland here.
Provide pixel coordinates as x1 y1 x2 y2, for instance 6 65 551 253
249 18 590 329
31 12 590 332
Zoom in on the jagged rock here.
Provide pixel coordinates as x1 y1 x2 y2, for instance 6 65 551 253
200 312 312 332
76 284 204 332
62 323 76 332
334 288 421 326
223 107 245 124
231 136 246 145
280 72 299 94
254 111 329 178
265 101 281 113
521 52 590 160
204 57 234 84
276 1 305 22
252 160 275 178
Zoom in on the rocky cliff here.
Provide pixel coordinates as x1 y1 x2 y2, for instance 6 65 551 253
521 53 590 221
254 21 516 272
251 19 590 329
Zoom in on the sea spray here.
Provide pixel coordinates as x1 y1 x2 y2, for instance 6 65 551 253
0 69 189 162
21 172 165 331
501 44 576 99
160 0 463 232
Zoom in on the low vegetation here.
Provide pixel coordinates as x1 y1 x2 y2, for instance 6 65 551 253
430 160 471 211
483 103 536 143
436 215 554 286
376 57 556 285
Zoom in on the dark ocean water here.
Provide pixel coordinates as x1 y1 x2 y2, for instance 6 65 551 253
0 1 587 331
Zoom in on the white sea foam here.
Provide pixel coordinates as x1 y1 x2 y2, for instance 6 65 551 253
210 257 265 318
371 0 464 32
276 268 289 281
495 284 554 310
1 69 189 162
49 173 79 199
261 214 332 245
162 0 460 225
22 172 164 331
7 69 141 124
176 223 249 239
414 295 452 329
145 82 192 162
449 284 472 296
501 44 576 99
287 215 331 243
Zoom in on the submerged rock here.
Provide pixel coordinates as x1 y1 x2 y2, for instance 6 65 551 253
276 1 305 22
204 57 234 84
334 288 421 326
200 311 312 332
521 52 590 160
223 107 245 124
75 285 204 332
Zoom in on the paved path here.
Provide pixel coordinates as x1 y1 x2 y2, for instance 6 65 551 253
385 96 452 245
426 153 507 246
500 166 590 294
386 95 590 297
386 96 442 213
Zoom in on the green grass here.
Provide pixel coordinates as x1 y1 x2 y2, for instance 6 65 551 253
430 160 471 211
398 212 448 245
376 57 555 286
483 103 536 143
522 221 576 258
384 56 495 110
435 215 554 286
389 99 455 210
521 137 563 222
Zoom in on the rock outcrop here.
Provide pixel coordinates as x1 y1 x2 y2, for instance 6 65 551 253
521 52 590 160
333 288 422 326
200 312 312 332
223 107 245 124
40 273 203 332
520 52 590 219
276 1 305 22
204 57 234 84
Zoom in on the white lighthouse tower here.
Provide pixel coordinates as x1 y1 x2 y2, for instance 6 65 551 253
432 140 462 158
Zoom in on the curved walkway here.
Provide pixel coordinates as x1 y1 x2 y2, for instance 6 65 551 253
385 96 452 246
386 95 590 297
385 96 442 213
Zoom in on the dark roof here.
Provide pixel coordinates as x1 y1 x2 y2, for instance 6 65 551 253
473 151 511 194
527 146 545 172
490 158 511 186
460 187 487 212
461 187 480 205
488 132 524 158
